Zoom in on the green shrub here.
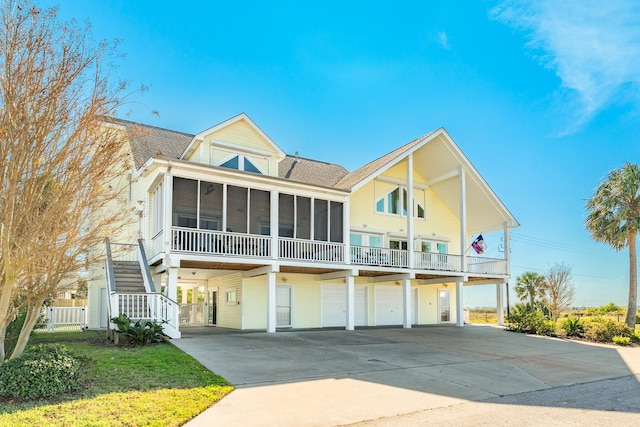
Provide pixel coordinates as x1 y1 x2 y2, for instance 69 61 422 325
596 302 623 314
0 344 88 399
506 304 547 334
584 319 632 343
630 330 640 343
537 320 557 336
612 335 631 346
112 314 166 345
561 317 585 337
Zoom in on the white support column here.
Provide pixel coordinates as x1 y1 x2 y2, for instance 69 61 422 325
343 197 351 264
455 280 464 327
166 267 178 301
270 189 279 260
267 272 276 333
407 154 414 269
459 167 467 272
162 173 173 251
402 278 412 328
346 275 355 331
496 283 504 326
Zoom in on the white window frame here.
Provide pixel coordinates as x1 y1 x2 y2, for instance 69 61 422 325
225 289 237 305
375 186 426 219
217 153 265 175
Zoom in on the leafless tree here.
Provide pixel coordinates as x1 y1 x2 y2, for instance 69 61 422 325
0 0 134 359
544 263 575 320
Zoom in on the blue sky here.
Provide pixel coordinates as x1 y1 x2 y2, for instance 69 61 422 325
44 0 640 307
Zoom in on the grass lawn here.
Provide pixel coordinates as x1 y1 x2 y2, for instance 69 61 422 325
0 332 233 426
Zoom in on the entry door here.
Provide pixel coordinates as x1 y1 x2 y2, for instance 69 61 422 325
276 286 292 327
439 290 451 323
208 290 217 325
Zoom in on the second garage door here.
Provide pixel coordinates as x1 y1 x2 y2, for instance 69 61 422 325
321 284 367 327
375 285 403 325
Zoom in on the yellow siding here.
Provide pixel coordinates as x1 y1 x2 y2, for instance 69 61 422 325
213 272 243 329
417 284 456 324
243 276 267 330
350 180 461 253
206 120 277 154
289 274 321 328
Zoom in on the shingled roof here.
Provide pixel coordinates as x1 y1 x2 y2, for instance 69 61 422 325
334 129 439 190
112 118 195 169
278 155 349 188
112 117 438 192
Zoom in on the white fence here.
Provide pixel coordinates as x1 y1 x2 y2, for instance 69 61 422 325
35 306 88 332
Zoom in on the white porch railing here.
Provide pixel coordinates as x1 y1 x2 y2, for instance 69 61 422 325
164 227 507 275
467 256 507 275
172 227 271 258
110 292 180 338
415 252 462 272
35 306 88 332
351 246 407 268
278 238 345 263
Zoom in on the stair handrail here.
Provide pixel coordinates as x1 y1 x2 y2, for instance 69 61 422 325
137 239 156 293
104 237 117 293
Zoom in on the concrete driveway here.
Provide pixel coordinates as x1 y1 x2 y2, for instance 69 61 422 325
173 325 640 426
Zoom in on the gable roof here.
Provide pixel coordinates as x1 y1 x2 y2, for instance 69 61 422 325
334 129 439 191
278 155 349 187
182 113 286 160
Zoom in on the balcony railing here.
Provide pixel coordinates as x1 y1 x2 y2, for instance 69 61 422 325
279 237 345 263
166 227 507 275
172 227 271 258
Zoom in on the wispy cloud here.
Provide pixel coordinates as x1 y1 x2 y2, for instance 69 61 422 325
436 31 450 50
491 1 640 134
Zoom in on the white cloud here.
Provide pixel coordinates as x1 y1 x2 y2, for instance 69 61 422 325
492 0 640 134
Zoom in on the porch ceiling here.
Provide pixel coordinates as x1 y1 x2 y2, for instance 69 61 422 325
412 135 514 234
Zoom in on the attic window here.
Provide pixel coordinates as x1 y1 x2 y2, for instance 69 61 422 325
376 186 425 219
219 155 263 174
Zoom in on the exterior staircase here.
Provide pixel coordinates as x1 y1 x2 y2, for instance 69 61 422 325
105 239 181 339
112 261 146 293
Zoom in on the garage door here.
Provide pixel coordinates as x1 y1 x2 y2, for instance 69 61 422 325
375 285 403 325
321 284 367 327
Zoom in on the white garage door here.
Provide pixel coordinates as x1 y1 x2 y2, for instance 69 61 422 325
321 284 367 327
375 285 403 325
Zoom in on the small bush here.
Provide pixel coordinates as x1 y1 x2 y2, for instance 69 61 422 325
112 314 166 345
584 319 633 343
630 330 640 343
612 335 631 346
0 344 88 399
536 320 557 336
561 317 585 337
506 304 547 334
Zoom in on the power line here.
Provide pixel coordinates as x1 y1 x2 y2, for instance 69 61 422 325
510 232 588 254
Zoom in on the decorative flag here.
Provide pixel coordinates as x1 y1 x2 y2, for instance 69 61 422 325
471 234 487 255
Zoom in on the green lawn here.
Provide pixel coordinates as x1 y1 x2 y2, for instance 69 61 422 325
0 332 233 426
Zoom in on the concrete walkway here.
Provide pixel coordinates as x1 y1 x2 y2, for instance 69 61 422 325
173 325 640 426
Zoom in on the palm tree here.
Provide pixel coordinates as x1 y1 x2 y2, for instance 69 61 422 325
585 162 640 328
515 272 546 307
